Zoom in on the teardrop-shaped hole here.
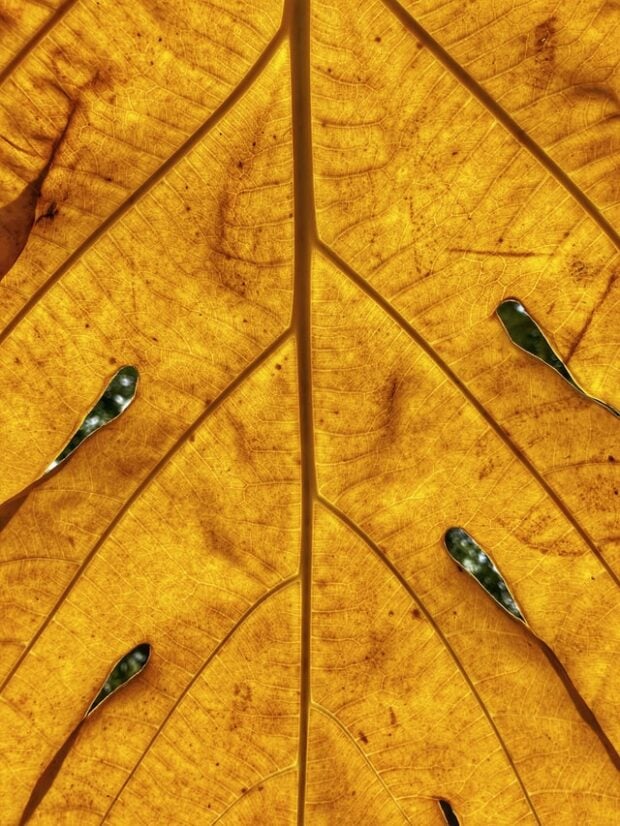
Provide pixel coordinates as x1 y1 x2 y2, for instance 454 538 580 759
87 642 151 715
496 299 618 417
46 365 139 472
444 527 525 622
438 799 460 826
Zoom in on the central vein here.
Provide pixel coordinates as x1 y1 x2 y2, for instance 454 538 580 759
288 0 317 822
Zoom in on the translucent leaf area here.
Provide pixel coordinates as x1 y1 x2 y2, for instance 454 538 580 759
0 0 618 823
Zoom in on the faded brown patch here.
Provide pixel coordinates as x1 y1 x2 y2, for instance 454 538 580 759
0 8 14 28
48 47 118 99
218 263 248 298
228 682 253 732
534 17 557 55
0 181 40 279
377 371 406 446
35 201 59 224
0 104 75 280
532 16 558 87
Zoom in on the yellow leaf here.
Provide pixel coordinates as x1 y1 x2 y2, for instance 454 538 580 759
0 0 618 823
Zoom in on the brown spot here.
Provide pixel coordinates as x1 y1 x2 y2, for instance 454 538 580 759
189 434 196 443
275 363 282 370
218 266 247 297
387 375 398 401
534 17 557 53
608 455 615 463
570 258 588 282
241 787 248 794
389 708 397 726
416 41 424 49
359 731 369 744
35 201 59 223
108 357 117 365
374 36 381 43
533 16 558 85
233 683 252 706
411 608 421 619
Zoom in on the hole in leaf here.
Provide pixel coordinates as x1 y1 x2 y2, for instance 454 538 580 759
438 799 460 826
444 527 525 622
87 642 151 715
19 643 151 824
0 366 138 537
46 365 139 472
496 299 619 417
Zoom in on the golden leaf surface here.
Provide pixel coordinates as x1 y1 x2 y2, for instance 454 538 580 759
0 0 619 823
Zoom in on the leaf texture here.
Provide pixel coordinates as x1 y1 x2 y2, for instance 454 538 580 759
0 0 619 823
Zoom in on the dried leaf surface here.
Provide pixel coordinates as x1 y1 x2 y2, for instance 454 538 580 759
0 1 618 823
